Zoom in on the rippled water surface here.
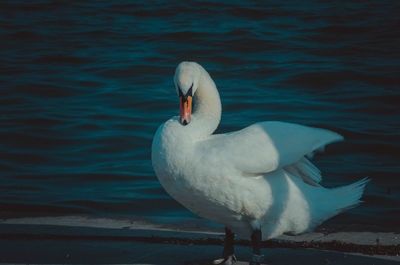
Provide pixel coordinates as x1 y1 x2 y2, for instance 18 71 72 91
0 1 399 231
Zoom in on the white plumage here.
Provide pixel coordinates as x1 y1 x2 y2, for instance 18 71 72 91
151 61 368 240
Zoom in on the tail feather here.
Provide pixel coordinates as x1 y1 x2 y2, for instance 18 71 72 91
309 177 370 230
331 177 370 213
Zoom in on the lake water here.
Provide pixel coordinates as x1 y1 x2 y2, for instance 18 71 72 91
0 0 399 232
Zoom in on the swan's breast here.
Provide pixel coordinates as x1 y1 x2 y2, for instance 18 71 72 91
151 119 195 189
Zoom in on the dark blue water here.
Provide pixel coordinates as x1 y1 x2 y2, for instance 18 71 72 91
0 1 399 231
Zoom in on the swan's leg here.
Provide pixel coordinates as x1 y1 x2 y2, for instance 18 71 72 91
212 227 237 265
222 227 235 259
249 228 264 265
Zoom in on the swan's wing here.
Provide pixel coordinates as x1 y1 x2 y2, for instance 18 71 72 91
284 157 323 186
201 121 343 175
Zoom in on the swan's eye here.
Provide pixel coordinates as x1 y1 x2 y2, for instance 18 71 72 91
178 83 193 100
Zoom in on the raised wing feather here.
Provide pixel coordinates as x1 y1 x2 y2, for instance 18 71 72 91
201 121 343 175
285 157 323 186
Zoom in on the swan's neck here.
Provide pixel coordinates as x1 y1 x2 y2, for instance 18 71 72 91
192 66 221 137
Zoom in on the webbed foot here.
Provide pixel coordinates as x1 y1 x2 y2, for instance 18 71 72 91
212 254 237 265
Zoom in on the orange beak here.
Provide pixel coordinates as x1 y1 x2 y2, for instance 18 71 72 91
180 95 192 125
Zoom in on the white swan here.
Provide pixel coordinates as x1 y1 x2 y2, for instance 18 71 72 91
151 62 369 265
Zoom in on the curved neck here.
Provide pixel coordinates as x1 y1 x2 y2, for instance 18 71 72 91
191 65 221 137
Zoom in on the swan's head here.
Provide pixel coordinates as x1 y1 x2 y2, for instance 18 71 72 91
174 62 201 126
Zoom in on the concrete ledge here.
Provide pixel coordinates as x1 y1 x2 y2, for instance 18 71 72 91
0 216 399 264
